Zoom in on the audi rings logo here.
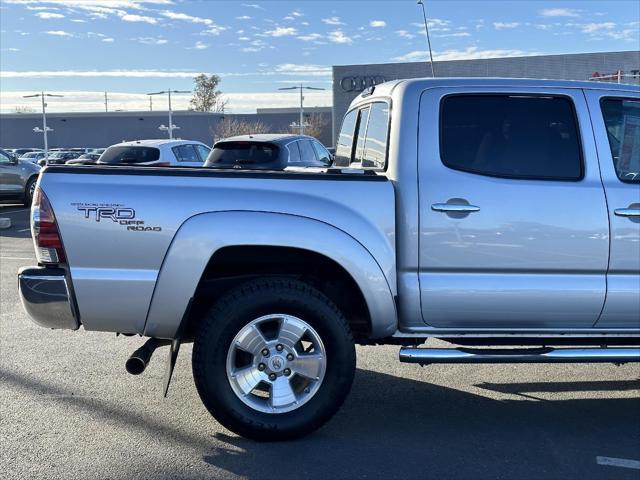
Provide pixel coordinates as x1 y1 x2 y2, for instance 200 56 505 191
340 75 386 92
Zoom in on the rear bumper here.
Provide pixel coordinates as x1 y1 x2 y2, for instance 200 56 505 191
18 266 79 330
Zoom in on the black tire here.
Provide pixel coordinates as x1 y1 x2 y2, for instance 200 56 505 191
23 177 37 206
192 277 356 441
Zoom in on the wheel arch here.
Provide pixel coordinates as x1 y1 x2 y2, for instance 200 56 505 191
143 211 397 340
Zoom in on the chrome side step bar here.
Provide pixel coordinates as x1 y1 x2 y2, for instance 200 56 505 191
399 347 640 364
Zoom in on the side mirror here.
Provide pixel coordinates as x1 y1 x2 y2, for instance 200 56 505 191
9 154 19 164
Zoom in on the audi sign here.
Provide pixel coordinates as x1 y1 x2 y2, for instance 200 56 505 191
340 75 387 92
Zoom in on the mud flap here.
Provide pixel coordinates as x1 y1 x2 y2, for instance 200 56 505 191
162 297 193 397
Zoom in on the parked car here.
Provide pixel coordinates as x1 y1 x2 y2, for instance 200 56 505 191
65 153 101 165
7 148 43 157
20 151 47 163
89 148 106 155
0 148 40 205
97 139 211 167
205 134 332 170
17 79 640 441
39 151 82 166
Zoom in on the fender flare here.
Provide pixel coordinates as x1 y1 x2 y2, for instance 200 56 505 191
144 211 397 339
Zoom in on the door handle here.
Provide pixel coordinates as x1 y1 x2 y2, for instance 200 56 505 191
614 208 640 217
431 203 480 213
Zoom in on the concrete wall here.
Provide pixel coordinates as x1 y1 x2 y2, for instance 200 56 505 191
332 50 640 142
0 110 333 149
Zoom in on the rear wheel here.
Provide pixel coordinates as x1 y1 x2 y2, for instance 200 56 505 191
23 177 37 206
192 277 356 441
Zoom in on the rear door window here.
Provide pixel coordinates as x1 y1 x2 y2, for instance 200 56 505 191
287 141 302 165
298 139 318 165
100 146 160 164
601 98 640 183
172 144 200 163
353 106 371 165
312 140 332 165
440 95 583 180
195 144 211 162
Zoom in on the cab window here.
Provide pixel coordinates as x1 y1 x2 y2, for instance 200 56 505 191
601 98 640 183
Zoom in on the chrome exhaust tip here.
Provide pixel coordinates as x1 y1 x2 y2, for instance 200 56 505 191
125 338 170 375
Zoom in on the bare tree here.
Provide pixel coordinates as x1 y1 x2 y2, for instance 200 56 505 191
190 74 228 113
289 112 328 139
13 105 36 113
212 117 271 142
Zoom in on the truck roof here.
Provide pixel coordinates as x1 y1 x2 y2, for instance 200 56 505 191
363 76 640 100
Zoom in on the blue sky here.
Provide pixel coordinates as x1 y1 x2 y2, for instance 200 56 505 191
1 0 638 112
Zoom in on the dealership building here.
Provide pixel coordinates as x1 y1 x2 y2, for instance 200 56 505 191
1 50 638 149
331 50 640 141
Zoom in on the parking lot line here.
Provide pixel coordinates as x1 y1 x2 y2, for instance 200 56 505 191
596 456 640 470
17 228 31 233
0 256 33 261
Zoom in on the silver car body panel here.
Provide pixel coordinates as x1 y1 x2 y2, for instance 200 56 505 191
0 153 40 198
39 170 396 336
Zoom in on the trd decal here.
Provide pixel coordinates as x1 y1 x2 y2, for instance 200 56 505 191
72 203 162 232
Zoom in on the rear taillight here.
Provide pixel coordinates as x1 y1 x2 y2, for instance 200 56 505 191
32 187 66 264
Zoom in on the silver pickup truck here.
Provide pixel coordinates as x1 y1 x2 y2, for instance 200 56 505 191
18 78 640 441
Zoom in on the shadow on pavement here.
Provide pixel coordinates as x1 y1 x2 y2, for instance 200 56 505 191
2 367 639 480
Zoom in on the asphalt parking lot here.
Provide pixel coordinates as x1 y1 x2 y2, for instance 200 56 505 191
1 204 639 480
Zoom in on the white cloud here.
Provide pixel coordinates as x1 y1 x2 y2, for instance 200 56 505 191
328 30 352 44
540 8 580 17
264 26 297 37
275 64 331 76
35 11 65 19
160 10 215 26
70 18 86 22
134 36 168 45
102 37 114 42
581 22 615 33
2 89 332 114
396 30 415 39
297 33 322 42
191 40 209 50
236 15 251 20
44 30 73 36
493 22 520 29
434 32 471 38
393 47 533 62
1 69 204 78
200 25 226 36
242 3 263 9
322 16 344 26
370 20 386 28
120 13 157 24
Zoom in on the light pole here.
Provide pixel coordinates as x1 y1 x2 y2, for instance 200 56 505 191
23 92 63 159
146 89 190 139
417 0 436 77
278 84 325 135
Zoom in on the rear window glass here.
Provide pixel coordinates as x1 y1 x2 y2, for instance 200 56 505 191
334 109 357 167
601 98 640 183
205 142 279 167
440 95 583 180
100 146 160 164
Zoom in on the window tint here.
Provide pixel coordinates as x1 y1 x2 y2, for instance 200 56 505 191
287 141 301 165
362 103 389 169
353 106 371 165
173 144 201 163
298 139 318 165
100 146 160 164
601 98 640 183
0 151 11 163
312 140 331 165
195 144 211 162
441 95 582 180
335 109 357 166
205 142 279 167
